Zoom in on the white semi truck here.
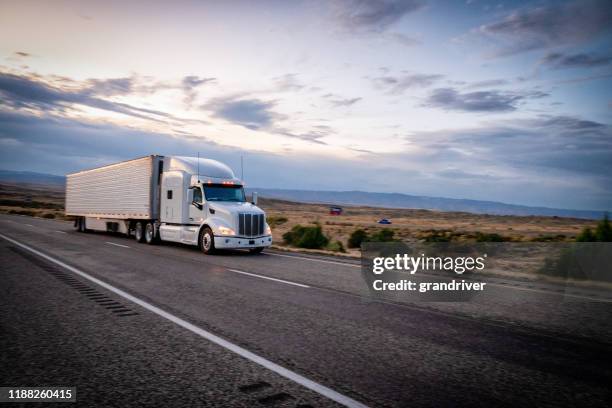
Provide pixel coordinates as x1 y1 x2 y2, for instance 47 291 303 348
65 155 272 254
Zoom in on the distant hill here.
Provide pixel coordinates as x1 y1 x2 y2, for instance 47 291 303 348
0 170 65 186
0 170 603 219
248 188 605 220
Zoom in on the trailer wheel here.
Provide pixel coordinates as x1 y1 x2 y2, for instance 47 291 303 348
77 217 88 233
249 247 264 254
134 222 145 243
199 227 215 254
144 222 157 245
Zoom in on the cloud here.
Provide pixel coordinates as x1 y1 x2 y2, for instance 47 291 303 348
531 115 606 131
0 108 610 210
465 79 509 89
203 97 282 130
181 75 216 105
540 52 612 69
425 87 548 112
477 0 612 56
372 73 444 94
182 75 216 90
203 95 331 144
0 71 173 121
334 0 424 32
272 74 304 92
84 77 134 96
389 32 421 47
329 96 362 107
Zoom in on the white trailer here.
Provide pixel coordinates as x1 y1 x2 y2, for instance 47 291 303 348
65 155 272 254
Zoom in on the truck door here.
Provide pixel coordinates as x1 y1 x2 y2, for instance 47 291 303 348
188 186 205 224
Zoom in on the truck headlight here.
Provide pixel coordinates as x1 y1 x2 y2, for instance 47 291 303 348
265 223 272 235
218 226 235 236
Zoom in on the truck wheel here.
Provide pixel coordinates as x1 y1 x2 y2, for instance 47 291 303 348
145 222 157 245
199 227 215 254
134 222 145 243
249 247 264 254
77 217 89 233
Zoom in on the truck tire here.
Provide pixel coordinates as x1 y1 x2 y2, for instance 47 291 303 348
134 221 145 243
249 247 264 254
77 217 89 233
144 222 157 245
199 227 215 254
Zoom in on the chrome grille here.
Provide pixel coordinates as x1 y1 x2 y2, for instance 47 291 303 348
238 213 265 237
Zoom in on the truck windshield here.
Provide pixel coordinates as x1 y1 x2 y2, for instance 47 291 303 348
203 184 246 202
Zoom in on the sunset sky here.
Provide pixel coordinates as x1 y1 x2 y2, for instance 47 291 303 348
0 0 611 210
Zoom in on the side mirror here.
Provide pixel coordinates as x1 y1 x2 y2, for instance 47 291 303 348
188 188 203 210
251 192 258 205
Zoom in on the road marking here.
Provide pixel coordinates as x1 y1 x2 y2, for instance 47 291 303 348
106 242 130 248
267 252 360 268
24 224 34 227
228 269 310 288
0 233 368 408
55 231 67 234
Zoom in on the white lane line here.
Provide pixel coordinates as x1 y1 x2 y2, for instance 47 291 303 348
267 252 360 268
228 269 310 288
0 233 367 408
55 231 67 234
24 224 34 227
106 242 130 248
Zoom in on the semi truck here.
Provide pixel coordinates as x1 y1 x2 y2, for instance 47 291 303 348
65 155 272 254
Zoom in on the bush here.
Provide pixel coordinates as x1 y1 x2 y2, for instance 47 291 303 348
576 228 596 242
348 229 369 248
267 216 288 227
576 213 612 242
282 224 329 249
368 229 396 242
475 232 507 242
327 240 346 253
422 230 452 242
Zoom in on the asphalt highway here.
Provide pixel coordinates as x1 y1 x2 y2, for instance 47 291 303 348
1 214 611 407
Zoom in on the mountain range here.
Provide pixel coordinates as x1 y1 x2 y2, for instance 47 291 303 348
0 169 604 219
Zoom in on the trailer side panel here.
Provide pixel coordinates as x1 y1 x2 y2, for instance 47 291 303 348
66 156 159 219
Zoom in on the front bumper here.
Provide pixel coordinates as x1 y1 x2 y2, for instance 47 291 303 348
214 235 273 249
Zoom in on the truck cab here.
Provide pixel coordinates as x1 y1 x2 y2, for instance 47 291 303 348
157 156 272 254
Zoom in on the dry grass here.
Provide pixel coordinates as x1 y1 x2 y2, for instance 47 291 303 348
257 198 597 256
0 182 67 219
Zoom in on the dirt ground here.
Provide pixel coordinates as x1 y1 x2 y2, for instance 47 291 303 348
258 198 597 256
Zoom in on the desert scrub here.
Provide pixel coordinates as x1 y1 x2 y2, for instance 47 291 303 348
367 228 397 242
576 213 612 242
282 224 329 249
326 240 346 253
348 229 369 248
475 232 508 242
267 215 288 227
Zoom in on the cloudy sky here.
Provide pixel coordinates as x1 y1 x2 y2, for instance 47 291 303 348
0 0 611 210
